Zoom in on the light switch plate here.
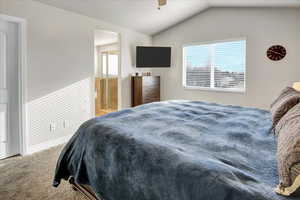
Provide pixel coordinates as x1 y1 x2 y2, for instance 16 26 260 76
63 120 69 128
50 123 56 132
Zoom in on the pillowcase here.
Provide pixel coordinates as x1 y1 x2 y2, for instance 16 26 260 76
275 103 300 196
270 87 300 128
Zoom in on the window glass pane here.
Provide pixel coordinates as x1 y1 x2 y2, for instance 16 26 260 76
108 54 118 77
214 40 246 89
183 40 246 91
102 54 107 76
185 45 211 87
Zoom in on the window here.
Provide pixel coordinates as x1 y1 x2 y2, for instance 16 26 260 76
102 53 118 77
108 54 118 76
102 54 107 75
183 39 246 92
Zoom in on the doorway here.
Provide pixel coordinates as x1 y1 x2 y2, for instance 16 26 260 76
94 30 120 116
0 15 26 159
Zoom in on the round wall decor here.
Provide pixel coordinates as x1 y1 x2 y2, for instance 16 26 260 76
266 45 286 61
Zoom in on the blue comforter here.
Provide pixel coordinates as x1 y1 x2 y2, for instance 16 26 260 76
53 101 297 200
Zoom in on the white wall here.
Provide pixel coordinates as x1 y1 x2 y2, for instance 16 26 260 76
97 43 119 53
27 78 91 153
0 0 151 153
153 8 300 109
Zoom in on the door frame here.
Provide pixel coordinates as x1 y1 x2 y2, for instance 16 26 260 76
0 14 28 156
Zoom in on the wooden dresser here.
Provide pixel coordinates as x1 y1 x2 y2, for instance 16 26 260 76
131 76 160 107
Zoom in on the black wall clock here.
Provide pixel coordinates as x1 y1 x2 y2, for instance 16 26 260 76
266 45 286 61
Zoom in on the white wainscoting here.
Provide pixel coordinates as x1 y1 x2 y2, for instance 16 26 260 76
27 77 92 154
27 134 72 154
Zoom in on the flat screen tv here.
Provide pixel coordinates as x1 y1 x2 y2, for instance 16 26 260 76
136 46 171 68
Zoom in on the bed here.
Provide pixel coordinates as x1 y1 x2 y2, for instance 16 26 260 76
53 100 298 200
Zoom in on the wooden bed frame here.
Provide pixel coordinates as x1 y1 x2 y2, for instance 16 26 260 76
69 177 101 200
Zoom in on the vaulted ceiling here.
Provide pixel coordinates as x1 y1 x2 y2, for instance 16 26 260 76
34 0 300 35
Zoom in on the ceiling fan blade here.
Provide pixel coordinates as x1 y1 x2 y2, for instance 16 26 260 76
158 0 167 6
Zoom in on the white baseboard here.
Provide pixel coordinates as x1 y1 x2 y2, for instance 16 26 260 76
27 134 72 155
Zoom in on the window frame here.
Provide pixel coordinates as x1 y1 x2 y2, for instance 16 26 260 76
182 38 247 93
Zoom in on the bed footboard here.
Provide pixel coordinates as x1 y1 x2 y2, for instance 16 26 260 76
69 177 102 200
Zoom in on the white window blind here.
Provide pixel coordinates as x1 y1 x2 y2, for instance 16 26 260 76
183 40 246 92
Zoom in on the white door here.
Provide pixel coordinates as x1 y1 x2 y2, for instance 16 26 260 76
0 31 8 159
0 19 20 159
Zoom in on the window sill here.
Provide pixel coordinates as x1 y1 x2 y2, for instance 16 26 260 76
183 86 246 94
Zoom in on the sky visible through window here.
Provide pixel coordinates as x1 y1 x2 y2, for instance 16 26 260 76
185 40 246 73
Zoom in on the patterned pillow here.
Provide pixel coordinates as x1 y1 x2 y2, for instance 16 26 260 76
275 103 300 196
270 87 300 129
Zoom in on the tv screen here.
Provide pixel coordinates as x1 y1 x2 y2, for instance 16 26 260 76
136 46 171 68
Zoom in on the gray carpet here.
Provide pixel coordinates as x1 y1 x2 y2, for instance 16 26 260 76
0 145 85 200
